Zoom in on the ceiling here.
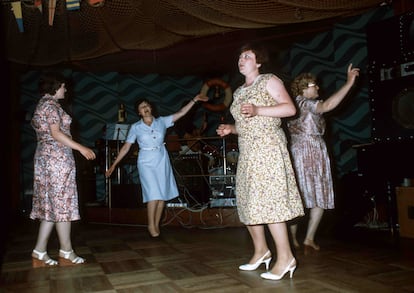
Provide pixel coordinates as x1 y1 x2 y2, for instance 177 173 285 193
1 0 389 75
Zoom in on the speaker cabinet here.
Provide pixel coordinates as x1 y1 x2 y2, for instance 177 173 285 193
367 11 414 141
369 76 414 140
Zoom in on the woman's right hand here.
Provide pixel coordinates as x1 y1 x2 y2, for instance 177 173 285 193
216 124 234 137
80 146 96 161
105 165 115 178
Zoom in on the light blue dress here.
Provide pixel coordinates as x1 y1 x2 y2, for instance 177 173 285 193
126 115 179 203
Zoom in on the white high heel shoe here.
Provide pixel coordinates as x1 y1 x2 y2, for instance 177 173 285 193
260 258 296 280
239 250 272 271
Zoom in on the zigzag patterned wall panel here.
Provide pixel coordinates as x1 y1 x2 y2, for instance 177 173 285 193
20 70 227 203
19 6 394 207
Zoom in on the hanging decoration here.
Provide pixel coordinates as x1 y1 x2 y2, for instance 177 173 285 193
11 1 24 32
34 0 42 13
66 0 80 11
87 0 105 7
48 0 56 26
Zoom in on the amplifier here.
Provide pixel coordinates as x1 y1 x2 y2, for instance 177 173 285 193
210 197 237 208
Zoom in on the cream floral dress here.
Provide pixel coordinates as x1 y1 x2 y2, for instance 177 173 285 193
231 74 304 224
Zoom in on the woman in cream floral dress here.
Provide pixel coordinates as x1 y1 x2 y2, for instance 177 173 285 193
217 43 304 281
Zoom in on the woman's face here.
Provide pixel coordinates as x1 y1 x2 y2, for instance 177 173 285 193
238 50 259 76
137 101 152 117
55 83 66 100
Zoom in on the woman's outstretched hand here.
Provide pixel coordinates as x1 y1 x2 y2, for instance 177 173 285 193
194 93 209 103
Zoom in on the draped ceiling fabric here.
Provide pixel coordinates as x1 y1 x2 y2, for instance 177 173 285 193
2 0 387 74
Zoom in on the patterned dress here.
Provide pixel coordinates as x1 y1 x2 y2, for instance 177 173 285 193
126 115 178 203
231 74 304 225
30 97 80 222
287 96 335 209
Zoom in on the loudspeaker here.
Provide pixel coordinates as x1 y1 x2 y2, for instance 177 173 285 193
369 76 414 140
172 154 210 205
367 11 414 141
111 184 143 208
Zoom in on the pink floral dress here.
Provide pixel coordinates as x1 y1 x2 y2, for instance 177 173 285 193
30 97 80 222
287 95 335 209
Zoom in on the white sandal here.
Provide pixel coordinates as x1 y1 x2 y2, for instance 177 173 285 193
58 249 85 266
32 249 58 267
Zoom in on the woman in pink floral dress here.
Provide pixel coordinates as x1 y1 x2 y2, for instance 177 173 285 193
288 64 360 253
30 72 96 267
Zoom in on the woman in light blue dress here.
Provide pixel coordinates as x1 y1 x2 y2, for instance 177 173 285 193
106 94 208 237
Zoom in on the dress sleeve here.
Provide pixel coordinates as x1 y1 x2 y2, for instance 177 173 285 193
162 115 174 128
44 100 61 125
126 124 137 144
299 98 320 114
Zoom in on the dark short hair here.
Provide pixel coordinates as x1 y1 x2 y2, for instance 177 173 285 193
239 43 269 65
38 71 66 96
134 98 159 118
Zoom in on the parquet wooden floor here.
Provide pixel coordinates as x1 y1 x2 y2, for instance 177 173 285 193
1 215 413 292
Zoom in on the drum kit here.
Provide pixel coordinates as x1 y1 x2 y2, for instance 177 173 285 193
200 138 239 185
166 135 238 200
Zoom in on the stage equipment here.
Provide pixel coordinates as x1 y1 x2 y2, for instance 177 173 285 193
167 135 237 207
353 10 414 234
367 10 414 141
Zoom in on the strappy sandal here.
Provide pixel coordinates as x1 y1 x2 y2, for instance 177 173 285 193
58 249 85 266
32 249 58 267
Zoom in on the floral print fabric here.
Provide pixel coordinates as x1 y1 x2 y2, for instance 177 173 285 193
230 74 304 224
30 97 80 222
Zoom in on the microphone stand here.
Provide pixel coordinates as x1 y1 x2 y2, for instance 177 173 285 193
116 127 121 184
105 139 110 208
222 137 227 180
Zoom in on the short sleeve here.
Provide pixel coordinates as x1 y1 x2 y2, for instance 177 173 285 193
162 115 174 128
43 100 60 125
298 98 320 114
126 124 137 144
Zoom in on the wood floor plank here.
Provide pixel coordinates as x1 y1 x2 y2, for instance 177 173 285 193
1 217 414 292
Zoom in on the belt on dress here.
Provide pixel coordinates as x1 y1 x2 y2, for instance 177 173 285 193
140 143 165 151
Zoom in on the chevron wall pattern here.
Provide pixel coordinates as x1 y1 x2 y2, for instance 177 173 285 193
19 6 394 208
